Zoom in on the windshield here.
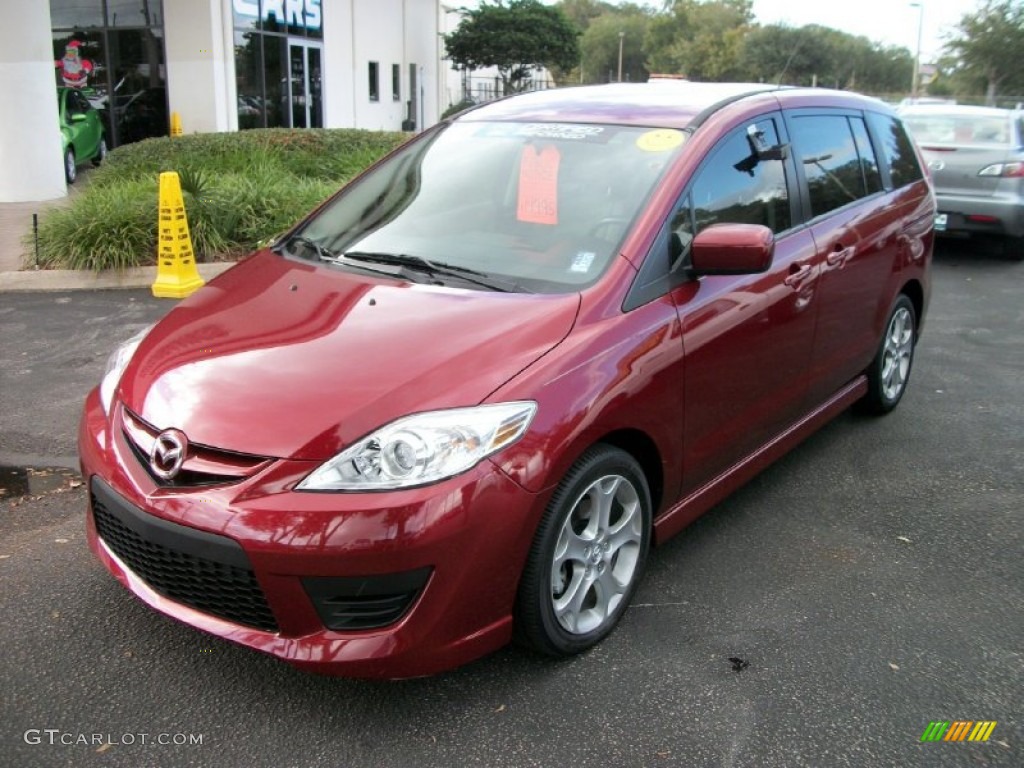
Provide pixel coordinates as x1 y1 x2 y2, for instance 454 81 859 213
294 121 686 293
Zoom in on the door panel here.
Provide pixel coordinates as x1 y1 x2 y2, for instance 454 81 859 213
668 115 820 495
804 202 901 404
675 228 819 494
784 112 901 404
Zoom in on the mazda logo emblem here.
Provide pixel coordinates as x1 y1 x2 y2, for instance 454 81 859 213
150 429 187 480
928 159 945 171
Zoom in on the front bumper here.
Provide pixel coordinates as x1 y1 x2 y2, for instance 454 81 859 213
79 390 547 678
934 191 1024 239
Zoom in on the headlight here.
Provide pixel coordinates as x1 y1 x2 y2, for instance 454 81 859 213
99 325 153 415
297 401 538 491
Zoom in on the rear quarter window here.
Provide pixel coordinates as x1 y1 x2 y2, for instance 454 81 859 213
867 112 924 189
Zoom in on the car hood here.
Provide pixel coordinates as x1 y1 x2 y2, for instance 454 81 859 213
120 251 580 461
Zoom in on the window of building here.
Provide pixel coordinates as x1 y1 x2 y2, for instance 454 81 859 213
50 0 103 28
392 63 400 101
50 0 167 148
232 1 323 129
369 62 380 102
106 0 160 27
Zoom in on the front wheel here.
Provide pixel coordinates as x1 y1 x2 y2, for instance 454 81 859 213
860 294 916 415
64 148 77 184
515 444 651 657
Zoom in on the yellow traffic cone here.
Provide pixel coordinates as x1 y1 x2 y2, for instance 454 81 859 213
151 171 205 299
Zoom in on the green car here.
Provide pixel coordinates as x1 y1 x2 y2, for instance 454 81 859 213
58 86 107 183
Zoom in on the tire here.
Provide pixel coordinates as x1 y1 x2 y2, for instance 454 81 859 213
64 148 76 184
92 138 108 167
860 294 916 415
515 444 651 657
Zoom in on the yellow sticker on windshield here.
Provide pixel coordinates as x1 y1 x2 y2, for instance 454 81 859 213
636 129 684 152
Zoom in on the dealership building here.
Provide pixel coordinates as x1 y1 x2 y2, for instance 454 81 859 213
2 0 445 203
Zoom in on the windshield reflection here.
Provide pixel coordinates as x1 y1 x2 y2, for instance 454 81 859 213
297 121 686 293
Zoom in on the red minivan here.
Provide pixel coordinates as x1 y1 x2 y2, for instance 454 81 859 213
80 82 934 678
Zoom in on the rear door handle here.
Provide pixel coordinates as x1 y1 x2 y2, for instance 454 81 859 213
827 244 855 267
784 263 812 287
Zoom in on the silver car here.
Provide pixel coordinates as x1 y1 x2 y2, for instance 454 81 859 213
900 104 1023 260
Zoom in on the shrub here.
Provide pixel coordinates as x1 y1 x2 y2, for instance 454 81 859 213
33 128 408 270
441 99 478 120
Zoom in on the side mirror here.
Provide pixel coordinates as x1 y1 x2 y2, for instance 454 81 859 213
690 223 774 276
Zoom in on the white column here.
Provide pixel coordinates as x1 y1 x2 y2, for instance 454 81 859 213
0 1 66 201
163 0 233 134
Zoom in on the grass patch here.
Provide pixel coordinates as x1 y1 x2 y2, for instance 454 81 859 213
32 128 407 270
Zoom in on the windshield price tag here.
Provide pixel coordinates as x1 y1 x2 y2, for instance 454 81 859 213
517 145 561 225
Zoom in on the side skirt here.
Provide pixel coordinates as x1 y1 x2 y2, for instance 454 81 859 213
653 376 868 545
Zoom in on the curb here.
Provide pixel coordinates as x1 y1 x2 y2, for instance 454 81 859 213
0 262 237 292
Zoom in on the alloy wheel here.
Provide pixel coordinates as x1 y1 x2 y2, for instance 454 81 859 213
880 306 913 402
550 473 644 635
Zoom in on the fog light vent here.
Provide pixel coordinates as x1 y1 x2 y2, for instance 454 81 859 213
302 568 432 631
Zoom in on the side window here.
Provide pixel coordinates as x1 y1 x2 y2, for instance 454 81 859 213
673 117 791 244
867 112 924 189
849 117 883 195
67 91 86 116
790 115 868 218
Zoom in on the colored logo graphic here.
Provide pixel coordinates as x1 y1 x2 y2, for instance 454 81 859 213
921 721 997 742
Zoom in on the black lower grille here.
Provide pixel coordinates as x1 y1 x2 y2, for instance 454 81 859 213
303 568 431 631
90 477 278 632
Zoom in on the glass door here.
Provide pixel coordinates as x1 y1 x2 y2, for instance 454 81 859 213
287 41 323 128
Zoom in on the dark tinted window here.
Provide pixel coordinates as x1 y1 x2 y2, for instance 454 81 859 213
790 115 867 218
850 117 883 194
368 61 379 102
676 118 791 240
868 112 924 189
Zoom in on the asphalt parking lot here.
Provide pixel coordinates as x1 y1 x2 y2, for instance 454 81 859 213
0 241 1020 767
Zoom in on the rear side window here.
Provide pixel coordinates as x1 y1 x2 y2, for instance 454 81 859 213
849 118 883 195
678 117 791 238
867 112 924 189
790 115 873 218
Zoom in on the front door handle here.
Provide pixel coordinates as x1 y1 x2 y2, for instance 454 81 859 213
827 244 855 267
784 263 812 287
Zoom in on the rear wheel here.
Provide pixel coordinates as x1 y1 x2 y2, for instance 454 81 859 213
860 294 916 414
64 148 76 184
515 444 651 657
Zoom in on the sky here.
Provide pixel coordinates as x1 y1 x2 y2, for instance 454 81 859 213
458 0 983 63
749 0 977 61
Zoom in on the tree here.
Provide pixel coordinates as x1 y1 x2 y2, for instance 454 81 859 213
642 0 753 81
556 0 617 33
580 7 652 83
740 24 913 93
444 0 580 95
944 0 1024 105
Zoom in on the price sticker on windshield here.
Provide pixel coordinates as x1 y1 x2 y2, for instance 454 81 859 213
636 129 684 152
517 145 561 225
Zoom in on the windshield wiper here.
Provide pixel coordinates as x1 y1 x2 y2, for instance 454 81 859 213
341 251 528 293
285 235 338 263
